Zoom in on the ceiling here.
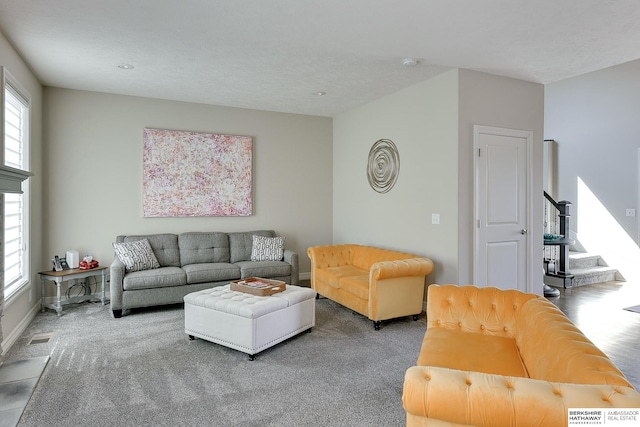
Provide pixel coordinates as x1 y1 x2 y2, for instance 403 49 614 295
1 1 640 117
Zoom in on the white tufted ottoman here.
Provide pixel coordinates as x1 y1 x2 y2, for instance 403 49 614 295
183 284 316 359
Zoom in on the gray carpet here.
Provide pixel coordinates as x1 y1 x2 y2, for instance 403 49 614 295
3 296 426 427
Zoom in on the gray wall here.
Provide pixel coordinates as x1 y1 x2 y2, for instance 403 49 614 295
42 87 333 281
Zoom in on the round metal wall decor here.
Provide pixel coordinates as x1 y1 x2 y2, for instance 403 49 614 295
367 138 400 193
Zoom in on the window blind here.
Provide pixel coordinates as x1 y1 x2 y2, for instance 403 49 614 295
4 82 29 293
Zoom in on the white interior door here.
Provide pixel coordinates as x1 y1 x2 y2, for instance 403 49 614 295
474 125 531 292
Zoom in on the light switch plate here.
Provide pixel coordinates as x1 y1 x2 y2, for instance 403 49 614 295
432 213 440 224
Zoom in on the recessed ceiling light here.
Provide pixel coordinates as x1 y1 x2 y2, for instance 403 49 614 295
313 91 326 96
402 58 419 67
117 63 134 70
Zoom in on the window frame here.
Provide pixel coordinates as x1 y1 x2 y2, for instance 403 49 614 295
2 67 31 303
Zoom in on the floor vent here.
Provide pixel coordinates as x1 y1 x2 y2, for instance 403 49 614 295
28 333 55 345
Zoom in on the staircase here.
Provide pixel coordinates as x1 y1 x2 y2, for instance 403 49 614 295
545 251 620 288
568 251 619 286
543 191 622 289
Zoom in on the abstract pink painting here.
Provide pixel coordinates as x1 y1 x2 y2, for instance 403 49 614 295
143 128 252 217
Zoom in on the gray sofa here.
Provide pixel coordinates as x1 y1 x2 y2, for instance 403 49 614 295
109 230 299 318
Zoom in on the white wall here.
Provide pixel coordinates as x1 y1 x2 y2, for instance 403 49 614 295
333 70 459 285
0 31 44 353
458 69 545 293
545 59 640 242
42 88 333 286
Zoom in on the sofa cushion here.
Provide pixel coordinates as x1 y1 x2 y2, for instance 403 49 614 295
182 263 240 284
417 328 528 378
229 230 275 263
178 232 230 265
112 239 160 272
250 235 285 261
235 260 291 279
123 234 180 267
315 265 366 289
122 266 187 291
338 275 370 300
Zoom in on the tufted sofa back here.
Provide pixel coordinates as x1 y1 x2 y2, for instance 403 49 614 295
118 230 280 267
426 284 538 339
350 245 422 271
178 232 230 265
515 297 632 387
306 244 356 270
308 244 424 272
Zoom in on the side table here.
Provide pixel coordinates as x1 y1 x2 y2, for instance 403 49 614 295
38 266 109 316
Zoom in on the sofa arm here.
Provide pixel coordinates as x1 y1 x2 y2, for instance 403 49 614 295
368 258 434 322
370 257 434 281
283 249 299 285
109 257 125 311
403 366 640 427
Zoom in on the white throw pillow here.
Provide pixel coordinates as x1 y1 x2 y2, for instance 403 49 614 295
250 235 285 261
113 238 160 272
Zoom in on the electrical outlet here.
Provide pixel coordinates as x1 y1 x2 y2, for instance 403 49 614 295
626 208 636 217
432 213 440 225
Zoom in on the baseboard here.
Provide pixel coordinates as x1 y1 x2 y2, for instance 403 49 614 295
298 272 311 281
1 302 40 356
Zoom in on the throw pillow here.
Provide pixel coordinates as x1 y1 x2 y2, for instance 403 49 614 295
250 235 285 261
113 238 161 272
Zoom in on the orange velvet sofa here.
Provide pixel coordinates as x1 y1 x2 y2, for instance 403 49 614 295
307 244 434 329
403 284 640 427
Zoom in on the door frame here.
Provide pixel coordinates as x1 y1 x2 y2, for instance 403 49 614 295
473 125 534 292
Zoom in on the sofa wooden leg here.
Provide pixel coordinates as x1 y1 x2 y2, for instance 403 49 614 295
249 354 255 361
412 314 419 321
188 335 195 341
112 309 122 318
373 321 381 330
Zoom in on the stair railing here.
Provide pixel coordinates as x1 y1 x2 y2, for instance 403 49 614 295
544 191 574 287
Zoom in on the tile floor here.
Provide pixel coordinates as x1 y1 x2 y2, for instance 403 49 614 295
0 356 49 427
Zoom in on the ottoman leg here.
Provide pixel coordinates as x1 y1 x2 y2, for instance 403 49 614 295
188 335 195 341
373 321 381 330
249 354 255 361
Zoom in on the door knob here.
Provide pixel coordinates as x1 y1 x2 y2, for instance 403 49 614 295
521 228 528 235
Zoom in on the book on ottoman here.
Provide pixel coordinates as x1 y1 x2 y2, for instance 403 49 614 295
230 277 286 296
